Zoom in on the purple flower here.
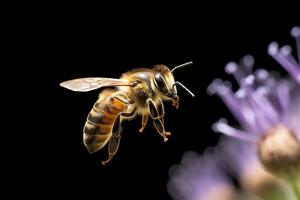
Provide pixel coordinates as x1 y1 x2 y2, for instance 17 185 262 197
208 55 300 143
209 56 300 182
167 150 238 200
268 26 300 84
208 27 300 196
167 26 300 200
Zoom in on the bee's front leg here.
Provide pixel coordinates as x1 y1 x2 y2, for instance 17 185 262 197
146 98 171 142
152 118 171 142
171 95 179 109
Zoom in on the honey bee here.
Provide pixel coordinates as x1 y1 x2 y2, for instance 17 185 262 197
60 62 194 165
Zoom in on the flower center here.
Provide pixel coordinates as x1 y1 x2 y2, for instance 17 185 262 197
258 124 300 179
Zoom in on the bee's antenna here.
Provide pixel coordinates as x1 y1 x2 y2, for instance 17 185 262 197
171 61 193 72
173 81 195 97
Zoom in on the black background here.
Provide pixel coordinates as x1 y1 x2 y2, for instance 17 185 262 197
10 4 299 199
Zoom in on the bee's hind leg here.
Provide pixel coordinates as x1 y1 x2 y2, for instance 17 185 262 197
102 115 122 165
101 134 121 165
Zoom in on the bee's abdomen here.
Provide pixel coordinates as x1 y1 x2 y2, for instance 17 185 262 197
83 92 127 153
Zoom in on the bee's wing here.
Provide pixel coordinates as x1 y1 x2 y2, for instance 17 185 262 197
60 77 133 92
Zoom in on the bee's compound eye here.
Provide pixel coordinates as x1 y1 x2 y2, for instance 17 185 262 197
154 73 168 93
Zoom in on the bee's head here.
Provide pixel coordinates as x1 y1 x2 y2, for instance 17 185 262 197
152 62 194 100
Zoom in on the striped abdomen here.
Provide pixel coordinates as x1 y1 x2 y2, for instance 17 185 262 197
83 90 128 153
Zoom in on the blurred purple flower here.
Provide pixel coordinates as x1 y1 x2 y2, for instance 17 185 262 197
167 149 238 200
167 137 295 200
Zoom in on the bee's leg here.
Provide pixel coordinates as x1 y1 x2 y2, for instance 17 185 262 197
153 118 171 142
146 98 171 142
171 95 180 109
155 98 167 131
101 135 121 165
157 98 165 117
139 114 149 133
102 115 122 165
101 103 137 165
101 95 136 165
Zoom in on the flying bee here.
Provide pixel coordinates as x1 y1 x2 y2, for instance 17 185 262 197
60 62 194 165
